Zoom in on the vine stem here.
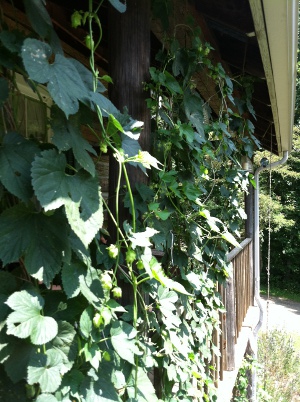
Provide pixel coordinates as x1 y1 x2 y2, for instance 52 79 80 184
122 163 136 232
101 198 128 246
132 273 139 398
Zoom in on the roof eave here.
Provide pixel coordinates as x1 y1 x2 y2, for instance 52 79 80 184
249 0 298 155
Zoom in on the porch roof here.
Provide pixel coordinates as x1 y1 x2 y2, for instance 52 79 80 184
2 0 298 155
192 0 298 155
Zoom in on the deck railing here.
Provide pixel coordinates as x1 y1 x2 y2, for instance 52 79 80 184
213 238 254 385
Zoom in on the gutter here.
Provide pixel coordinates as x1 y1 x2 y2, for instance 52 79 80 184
252 150 289 401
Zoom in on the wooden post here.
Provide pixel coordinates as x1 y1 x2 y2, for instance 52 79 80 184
107 1 151 301
107 0 151 242
225 276 236 371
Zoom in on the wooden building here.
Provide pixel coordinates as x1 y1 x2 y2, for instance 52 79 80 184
1 0 298 400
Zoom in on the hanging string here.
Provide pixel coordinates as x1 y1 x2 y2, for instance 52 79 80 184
266 129 273 332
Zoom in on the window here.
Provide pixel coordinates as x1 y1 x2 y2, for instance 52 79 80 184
0 73 51 141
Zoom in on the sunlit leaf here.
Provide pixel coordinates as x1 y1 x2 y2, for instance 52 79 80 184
22 39 89 117
31 149 103 247
6 290 58 345
128 227 159 248
28 349 63 393
80 368 120 401
222 231 241 248
110 321 141 365
127 367 158 402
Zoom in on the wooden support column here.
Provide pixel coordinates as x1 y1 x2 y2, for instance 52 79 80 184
225 275 236 371
107 1 151 309
108 0 151 242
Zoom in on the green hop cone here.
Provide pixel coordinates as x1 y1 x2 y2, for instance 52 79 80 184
100 272 113 290
126 249 136 265
137 260 144 270
85 34 94 50
71 11 82 28
107 244 119 259
112 286 122 299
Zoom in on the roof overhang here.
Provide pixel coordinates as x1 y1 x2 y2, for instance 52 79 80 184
249 0 298 155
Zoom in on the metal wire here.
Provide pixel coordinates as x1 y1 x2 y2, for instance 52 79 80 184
266 133 273 333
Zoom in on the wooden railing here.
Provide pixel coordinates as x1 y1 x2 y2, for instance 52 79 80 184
213 238 254 386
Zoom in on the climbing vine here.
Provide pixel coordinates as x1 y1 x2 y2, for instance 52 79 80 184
0 1 259 401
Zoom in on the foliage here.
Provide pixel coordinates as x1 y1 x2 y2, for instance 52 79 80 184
258 329 300 401
231 355 272 402
0 1 259 401
256 127 300 289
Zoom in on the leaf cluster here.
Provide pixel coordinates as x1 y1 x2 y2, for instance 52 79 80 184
0 1 260 401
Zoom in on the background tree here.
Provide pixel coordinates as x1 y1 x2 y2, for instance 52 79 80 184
258 127 300 290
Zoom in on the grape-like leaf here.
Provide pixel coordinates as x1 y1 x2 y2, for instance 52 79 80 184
23 0 62 55
127 367 158 402
0 133 40 201
110 321 141 365
6 290 58 345
0 205 71 286
22 39 90 117
31 149 103 247
28 349 63 393
51 108 96 176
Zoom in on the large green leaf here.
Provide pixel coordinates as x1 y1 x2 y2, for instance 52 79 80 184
64 180 103 247
60 368 85 398
0 205 71 286
22 39 89 117
5 290 58 345
127 367 158 402
121 133 141 161
51 320 77 374
183 88 205 139
79 306 93 339
23 0 62 55
62 261 86 298
110 321 141 365
3 340 36 383
79 267 104 308
28 349 63 393
31 149 103 246
69 59 106 94
80 368 121 401
90 92 119 118
63 260 104 307
51 108 96 176
0 133 40 201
